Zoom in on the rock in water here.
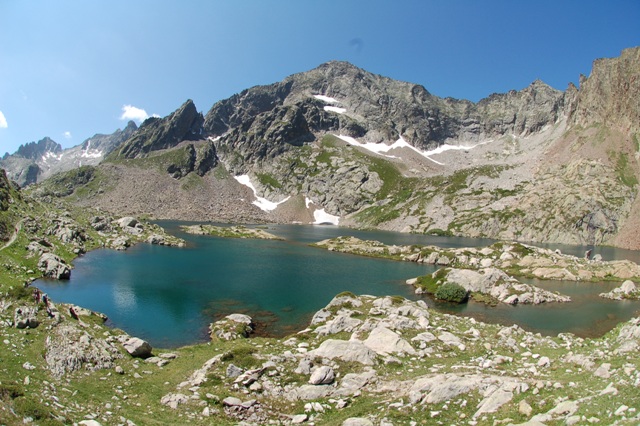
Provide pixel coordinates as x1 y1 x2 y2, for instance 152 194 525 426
123 337 152 358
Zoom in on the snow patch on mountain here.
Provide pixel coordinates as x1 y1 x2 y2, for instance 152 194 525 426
313 95 347 114
324 106 347 114
234 174 290 212
41 152 63 163
313 208 340 225
313 94 340 104
335 135 492 165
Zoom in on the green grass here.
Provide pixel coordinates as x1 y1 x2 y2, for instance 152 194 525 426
415 268 449 293
614 151 638 188
256 172 282 189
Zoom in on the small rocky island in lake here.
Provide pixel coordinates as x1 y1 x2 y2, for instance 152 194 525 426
181 224 283 240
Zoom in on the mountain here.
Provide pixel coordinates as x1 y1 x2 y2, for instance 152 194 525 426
33 47 640 249
0 121 137 186
110 100 203 159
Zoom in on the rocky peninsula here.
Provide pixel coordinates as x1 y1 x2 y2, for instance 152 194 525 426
181 224 283 240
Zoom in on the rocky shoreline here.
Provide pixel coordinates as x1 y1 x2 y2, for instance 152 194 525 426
129 295 640 424
313 236 640 282
3 217 640 424
313 236 640 306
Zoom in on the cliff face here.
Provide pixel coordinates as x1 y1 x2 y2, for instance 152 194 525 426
570 47 640 133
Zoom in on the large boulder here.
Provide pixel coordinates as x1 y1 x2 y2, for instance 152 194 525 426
363 326 415 355
600 280 640 300
116 216 138 228
38 253 71 279
123 337 152 358
308 339 377 365
309 365 335 385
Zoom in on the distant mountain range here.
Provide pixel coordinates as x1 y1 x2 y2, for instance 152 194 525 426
1 121 137 186
6 47 640 249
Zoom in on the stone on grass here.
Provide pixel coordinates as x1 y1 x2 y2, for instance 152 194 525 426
519 399 533 416
291 414 308 424
363 326 415 355
222 396 243 407
343 418 374 426
123 337 152 358
160 393 189 409
308 339 377 365
309 366 335 385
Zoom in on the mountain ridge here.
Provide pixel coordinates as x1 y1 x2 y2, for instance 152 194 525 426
0 122 138 186
10 47 640 249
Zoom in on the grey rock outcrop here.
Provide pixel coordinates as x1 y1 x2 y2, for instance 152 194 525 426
37 252 71 279
210 313 254 340
308 339 377 365
45 324 123 377
570 47 640 133
442 267 571 304
362 326 415 355
600 280 640 300
14 306 39 329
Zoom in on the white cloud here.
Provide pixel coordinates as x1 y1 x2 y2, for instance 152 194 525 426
0 111 7 128
63 131 72 139
120 105 150 123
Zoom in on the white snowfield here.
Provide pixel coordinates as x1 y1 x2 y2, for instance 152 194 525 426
335 134 490 166
80 141 103 159
234 175 290 212
80 149 103 159
313 208 340 225
305 196 340 225
41 152 64 163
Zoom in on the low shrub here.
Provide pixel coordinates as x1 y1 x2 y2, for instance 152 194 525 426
434 282 468 303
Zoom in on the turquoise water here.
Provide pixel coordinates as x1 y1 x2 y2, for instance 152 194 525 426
36 223 640 348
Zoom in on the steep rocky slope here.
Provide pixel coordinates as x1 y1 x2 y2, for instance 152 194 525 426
38 47 640 248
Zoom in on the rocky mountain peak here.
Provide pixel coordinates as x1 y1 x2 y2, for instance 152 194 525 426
113 99 205 159
570 46 640 133
80 121 138 153
15 137 62 160
123 120 138 133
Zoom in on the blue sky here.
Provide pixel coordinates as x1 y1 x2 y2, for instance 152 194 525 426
1 0 638 155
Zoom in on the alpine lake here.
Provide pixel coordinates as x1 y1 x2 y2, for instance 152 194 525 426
36 222 640 348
